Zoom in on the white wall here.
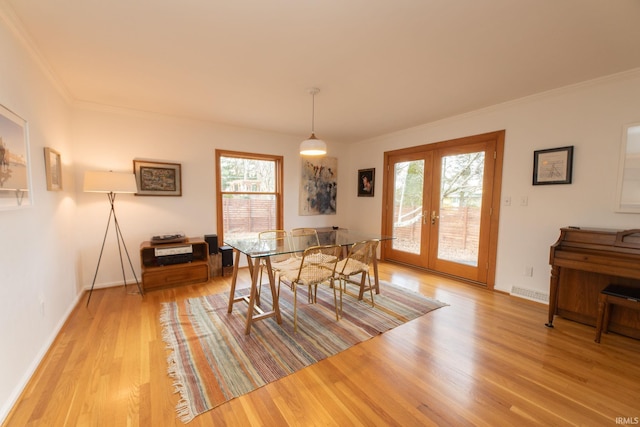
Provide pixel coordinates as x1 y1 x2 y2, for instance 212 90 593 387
4 4 640 421
0 16 77 420
71 106 349 287
0 20 351 418
342 69 640 298
0 12 354 420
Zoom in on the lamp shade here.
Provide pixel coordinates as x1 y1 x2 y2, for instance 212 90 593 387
83 171 137 193
300 133 327 156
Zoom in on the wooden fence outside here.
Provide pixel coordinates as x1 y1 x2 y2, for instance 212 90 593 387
223 199 479 265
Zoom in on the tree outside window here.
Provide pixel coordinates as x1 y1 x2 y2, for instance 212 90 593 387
215 150 283 243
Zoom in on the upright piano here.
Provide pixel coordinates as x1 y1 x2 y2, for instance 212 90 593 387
547 227 640 339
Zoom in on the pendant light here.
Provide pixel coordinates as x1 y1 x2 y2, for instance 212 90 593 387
299 88 327 156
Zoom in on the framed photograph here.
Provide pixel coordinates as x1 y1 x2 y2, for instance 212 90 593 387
0 104 31 208
358 168 375 197
533 146 574 185
133 160 182 196
44 147 62 191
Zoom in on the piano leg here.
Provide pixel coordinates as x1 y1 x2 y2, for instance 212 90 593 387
595 293 607 343
545 265 560 328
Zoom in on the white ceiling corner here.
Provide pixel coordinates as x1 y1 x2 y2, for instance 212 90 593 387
3 0 640 143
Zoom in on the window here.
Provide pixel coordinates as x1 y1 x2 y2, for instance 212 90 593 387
215 150 283 244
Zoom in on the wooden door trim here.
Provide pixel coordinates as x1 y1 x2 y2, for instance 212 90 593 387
383 151 434 268
486 131 505 289
381 130 505 289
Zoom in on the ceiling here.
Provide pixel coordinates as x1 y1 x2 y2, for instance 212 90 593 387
3 0 640 143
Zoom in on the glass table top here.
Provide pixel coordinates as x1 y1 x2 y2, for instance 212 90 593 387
223 228 392 258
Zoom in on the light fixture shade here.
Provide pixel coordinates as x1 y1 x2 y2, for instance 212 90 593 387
300 133 327 156
300 87 327 156
83 171 137 193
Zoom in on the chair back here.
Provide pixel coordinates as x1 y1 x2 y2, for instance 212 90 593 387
339 239 379 275
293 244 342 284
258 230 291 262
363 239 379 265
290 228 320 255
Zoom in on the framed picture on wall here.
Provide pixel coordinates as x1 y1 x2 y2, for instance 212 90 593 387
533 146 574 185
44 147 62 191
0 104 31 208
133 160 182 196
299 156 337 215
358 168 375 197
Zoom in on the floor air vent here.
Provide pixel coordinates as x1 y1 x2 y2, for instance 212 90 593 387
510 286 549 303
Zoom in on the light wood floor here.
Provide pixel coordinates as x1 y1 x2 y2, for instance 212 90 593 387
4 262 640 426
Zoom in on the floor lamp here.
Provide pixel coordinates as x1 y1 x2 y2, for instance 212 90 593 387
84 170 143 306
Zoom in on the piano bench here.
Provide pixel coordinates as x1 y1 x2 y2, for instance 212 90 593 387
595 284 640 343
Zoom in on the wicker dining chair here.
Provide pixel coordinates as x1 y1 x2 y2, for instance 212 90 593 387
257 230 300 301
278 244 342 332
335 239 380 310
290 228 320 255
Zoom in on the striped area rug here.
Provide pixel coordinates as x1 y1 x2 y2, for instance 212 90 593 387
160 281 447 423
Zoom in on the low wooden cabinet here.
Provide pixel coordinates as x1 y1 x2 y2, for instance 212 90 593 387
140 238 209 291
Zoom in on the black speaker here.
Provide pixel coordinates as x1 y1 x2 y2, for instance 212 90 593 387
220 245 233 267
204 234 218 254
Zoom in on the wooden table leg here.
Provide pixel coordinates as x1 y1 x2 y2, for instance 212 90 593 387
264 257 282 325
373 256 381 294
244 257 262 335
227 249 242 313
226 252 282 335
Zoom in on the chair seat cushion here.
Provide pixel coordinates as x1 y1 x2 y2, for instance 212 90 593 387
279 266 334 286
336 258 368 276
270 257 301 270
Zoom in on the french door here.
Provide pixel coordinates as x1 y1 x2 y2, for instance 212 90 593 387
382 131 504 286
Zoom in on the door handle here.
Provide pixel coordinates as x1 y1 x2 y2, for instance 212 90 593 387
431 210 439 225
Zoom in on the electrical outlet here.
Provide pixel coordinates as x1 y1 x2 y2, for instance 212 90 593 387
520 196 528 206
523 266 533 277
504 196 511 206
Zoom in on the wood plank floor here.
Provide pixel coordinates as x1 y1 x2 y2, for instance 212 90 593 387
4 262 640 426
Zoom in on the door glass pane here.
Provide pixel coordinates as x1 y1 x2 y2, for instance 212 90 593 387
392 160 424 254
437 152 484 266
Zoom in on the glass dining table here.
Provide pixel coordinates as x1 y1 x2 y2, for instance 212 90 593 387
224 228 392 334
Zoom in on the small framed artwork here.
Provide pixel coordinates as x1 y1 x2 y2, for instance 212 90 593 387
533 146 574 185
133 160 182 196
0 104 31 208
44 147 62 191
358 168 375 197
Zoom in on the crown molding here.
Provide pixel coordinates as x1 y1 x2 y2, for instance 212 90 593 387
0 1 72 103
